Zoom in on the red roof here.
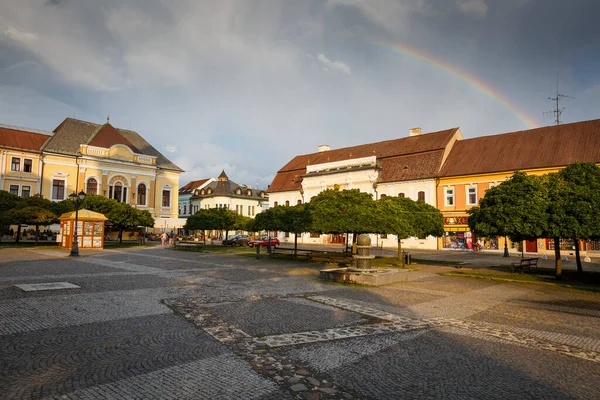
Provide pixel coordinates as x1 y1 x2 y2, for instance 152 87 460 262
439 119 600 177
88 124 141 153
268 128 458 193
179 179 210 194
0 126 51 152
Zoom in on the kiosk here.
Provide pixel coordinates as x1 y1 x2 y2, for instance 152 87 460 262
58 209 107 250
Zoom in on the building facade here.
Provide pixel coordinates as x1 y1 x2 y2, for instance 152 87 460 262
178 178 214 217
1 118 183 223
0 124 52 198
268 127 463 248
437 119 600 254
183 171 267 218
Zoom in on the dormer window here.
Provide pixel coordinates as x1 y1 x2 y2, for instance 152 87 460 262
207 188 212 195
194 189 199 196
200 189 205 195
236 188 242 195
260 191 265 198
246 189 252 196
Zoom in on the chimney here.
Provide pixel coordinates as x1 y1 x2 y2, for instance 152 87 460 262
318 144 331 152
409 127 422 137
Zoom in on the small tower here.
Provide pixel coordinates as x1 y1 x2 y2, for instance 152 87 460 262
218 170 229 182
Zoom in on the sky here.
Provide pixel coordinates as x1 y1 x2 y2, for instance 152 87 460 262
1 0 599 188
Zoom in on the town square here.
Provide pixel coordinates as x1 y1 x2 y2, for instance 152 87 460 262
1 0 600 399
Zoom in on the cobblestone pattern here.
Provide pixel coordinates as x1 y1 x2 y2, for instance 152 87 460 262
45 354 288 400
167 297 359 400
0 314 227 399
324 329 600 400
0 288 172 335
206 298 365 336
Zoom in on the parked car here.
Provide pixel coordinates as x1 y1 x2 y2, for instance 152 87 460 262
248 236 280 248
222 234 250 246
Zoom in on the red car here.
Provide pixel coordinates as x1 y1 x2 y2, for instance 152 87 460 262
248 236 280 248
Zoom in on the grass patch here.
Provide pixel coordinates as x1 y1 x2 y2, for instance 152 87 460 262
200 245 255 254
411 258 468 266
440 269 600 293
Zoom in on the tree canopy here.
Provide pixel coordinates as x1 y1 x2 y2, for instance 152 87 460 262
310 189 376 234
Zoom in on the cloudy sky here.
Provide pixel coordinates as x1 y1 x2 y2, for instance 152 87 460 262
1 0 598 188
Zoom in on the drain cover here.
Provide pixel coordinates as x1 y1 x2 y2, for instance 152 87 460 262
15 282 81 292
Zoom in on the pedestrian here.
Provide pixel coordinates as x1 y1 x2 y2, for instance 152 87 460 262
161 232 167 247
169 231 174 247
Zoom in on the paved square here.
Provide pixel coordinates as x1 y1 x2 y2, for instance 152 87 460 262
15 282 80 291
0 246 599 399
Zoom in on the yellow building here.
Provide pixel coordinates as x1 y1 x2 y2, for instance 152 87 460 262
437 119 600 254
39 118 183 221
0 123 52 197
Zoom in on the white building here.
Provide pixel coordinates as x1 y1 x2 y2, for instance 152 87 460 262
267 127 463 249
181 171 268 218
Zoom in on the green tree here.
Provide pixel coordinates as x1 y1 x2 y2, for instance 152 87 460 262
8 206 56 245
82 195 119 215
276 204 313 255
468 171 548 261
184 208 238 242
310 188 376 251
51 199 75 217
547 163 600 274
375 197 444 263
107 203 139 243
0 191 22 242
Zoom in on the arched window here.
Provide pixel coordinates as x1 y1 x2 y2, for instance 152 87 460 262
418 191 425 201
236 188 242 195
86 178 98 195
137 183 147 206
297 199 302 205
398 193 405 198
285 200 290 207
380 194 387 199
113 182 124 202
274 201 278 207
247 189 252 196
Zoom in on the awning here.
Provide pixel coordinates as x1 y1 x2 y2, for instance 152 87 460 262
154 217 187 229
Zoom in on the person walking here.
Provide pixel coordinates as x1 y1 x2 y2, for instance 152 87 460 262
169 231 174 247
161 232 167 247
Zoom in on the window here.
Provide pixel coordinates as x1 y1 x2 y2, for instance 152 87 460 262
137 183 147 206
380 194 387 199
23 159 33 173
9 185 19 196
285 232 290 238
381 233 388 239
310 232 320 238
86 178 98 195
418 191 425 201
467 187 477 205
162 190 171 207
248 205 251 215
274 201 278 207
285 200 290 207
183 205 187 214
21 186 31 198
11 157 20 171
113 182 123 202
52 179 65 200
297 199 302 205
445 188 454 206
398 193 405 198
252 206 255 216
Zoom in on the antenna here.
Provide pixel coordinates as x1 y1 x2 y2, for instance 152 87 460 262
544 73 574 125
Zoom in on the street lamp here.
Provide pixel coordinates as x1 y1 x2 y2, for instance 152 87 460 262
69 190 87 256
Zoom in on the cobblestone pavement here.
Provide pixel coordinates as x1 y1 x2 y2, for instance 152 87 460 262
1 246 599 399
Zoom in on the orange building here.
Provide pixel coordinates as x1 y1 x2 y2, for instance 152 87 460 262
437 118 600 254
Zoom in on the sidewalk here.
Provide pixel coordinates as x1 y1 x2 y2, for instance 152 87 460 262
276 242 600 272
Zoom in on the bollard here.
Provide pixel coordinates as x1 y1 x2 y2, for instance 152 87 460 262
256 244 261 259
404 252 411 265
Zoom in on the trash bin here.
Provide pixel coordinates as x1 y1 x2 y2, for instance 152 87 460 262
404 252 411 265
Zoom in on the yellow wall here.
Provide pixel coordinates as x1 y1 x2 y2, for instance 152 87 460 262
40 153 180 219
1 148 43 195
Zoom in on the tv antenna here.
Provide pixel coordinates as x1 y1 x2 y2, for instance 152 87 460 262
544 74 573 125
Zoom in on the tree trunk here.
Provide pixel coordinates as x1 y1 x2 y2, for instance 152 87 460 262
294 233 298 257
503 236 509 257
35 225 39 245
521 241 524 259
16 224 21 243
398 238 404 267
574 239 583 274
554 237 562 279
119 227 123 243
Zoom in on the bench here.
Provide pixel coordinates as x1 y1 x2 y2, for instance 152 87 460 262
174 241 205 252
306 250 353 263
271 247 313 259
511 257 539 273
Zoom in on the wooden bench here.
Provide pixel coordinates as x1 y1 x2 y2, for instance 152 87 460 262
271 248 313 259
174 241 205 252
511 257 539 273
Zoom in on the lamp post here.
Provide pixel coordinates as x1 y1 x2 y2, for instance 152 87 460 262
69 190 87 257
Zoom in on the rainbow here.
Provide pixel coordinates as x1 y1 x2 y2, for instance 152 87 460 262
376 43 539 129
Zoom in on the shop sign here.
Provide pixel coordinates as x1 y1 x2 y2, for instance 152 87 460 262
444 216 468 225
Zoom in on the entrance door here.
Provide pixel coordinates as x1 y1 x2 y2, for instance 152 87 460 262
525 240 537 253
